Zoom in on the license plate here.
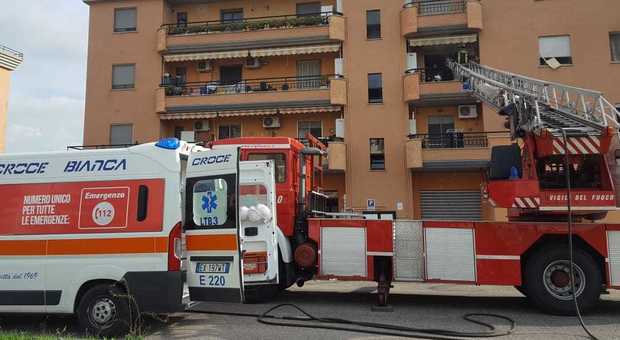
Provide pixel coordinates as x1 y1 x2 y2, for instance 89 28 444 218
196 262 230 274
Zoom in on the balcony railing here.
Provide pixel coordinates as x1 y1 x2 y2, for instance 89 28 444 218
162 12 338 35
406 67 456 82
410 132 491 149
162 75 332 97
404 0 466 16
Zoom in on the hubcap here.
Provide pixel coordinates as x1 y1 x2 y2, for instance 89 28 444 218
90 298 117 325
543 260 586 301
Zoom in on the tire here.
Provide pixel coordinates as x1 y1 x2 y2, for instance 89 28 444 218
77 284 138 337
524 245 601 315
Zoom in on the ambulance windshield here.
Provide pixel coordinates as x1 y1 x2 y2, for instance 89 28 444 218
192 179 228 227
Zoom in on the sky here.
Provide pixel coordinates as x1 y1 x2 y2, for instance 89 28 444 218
1 1 89 153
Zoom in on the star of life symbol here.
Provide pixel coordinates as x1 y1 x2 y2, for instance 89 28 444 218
202 191 218 213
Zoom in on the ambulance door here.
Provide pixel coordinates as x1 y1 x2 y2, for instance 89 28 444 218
239 160 279 286
185 148 244 303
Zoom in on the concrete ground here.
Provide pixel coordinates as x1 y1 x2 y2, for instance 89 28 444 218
1 281 619 339
148 281 620 340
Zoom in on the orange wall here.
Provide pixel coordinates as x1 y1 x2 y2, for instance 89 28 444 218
0 68 9 152
413 105 483 134
83 0 166 145
165 53 337 83
162 111 340 140
342 0 412 216
165 0 337 23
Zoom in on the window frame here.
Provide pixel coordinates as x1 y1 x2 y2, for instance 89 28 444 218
538 35 573 66
109 123 133 145
368 73 383 104
218 124 242 140
184 174 237 230
297 120 323 140
114 7 137 33
296 2 322 16
369 138 385 171
610 32 620 62
247 153 288 184
220 8 244 22
112 64 136 90
366 9 381 40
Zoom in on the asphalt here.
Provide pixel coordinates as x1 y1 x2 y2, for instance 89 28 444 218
1 281 619 339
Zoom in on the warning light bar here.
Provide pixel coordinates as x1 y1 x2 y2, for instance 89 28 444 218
155 138 181 150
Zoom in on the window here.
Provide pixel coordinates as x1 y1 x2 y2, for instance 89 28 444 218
240 184 271 219
191 178 232 227
427 116 456 148
112 64 135 89
110 124 133 145
610 32 620 62
369 138 385 170
539 35 572 66
368 73 383 103
114 8 137 32
221 9 243 22
247 153 287 183
298 121 322 139
218 124 241 139
177 12 188 27
220 65 243 85
297 2 321 16
366 10 381 39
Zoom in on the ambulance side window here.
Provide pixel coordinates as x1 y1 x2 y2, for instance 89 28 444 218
186 175 236 229
137 185 149 221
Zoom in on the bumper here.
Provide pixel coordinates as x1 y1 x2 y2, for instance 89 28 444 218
122 271 184 313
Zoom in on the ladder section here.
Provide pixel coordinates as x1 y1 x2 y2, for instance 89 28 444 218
449 61 619 137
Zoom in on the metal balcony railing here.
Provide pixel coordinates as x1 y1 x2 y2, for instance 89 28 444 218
162 11 338 35
162 75 332 97
406 68 456 82
409 131 509 149
404 0 466 16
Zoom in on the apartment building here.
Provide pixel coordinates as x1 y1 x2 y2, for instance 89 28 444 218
83 0 620 220
0 45 23 152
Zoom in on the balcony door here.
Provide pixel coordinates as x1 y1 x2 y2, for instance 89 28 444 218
220 65 243 85
427 116 455 148
297 60 321 89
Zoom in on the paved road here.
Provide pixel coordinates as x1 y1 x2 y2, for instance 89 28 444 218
148 281 620 340
2 281 619 339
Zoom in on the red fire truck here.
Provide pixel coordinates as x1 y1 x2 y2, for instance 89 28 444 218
194 62 620 316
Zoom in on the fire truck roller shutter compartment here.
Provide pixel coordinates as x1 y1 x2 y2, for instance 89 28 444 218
394 220 424 281
421 191 482 220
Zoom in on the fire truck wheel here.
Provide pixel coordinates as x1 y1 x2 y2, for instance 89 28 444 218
524 246 601 315
77 284 136 337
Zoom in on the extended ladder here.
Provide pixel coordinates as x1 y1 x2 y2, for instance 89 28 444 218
448 61 620 138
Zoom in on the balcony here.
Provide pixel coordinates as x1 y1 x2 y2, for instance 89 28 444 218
406 132 511 170
404 68 471 105
158 12 345 53
401 0 483 37
156 75 347 116
327 141 346 172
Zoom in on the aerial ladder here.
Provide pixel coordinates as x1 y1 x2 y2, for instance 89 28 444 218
448 61 620 221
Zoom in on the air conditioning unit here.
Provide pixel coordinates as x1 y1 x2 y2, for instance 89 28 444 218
458 105 478 119
262 116 280 129
180 131 196 142
335 118 345 138
197 61 212 73
194 120 210 131
334 58 344 77
245 58 262 69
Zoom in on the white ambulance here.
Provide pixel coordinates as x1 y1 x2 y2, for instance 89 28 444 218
0 139 280 336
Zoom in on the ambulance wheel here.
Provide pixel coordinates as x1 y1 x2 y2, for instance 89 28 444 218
77 284 137 337
524 246 601 315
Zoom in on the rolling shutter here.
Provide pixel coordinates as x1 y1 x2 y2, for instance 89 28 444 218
420 191 481 220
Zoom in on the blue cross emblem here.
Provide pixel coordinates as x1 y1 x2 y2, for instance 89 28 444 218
202 191 218 213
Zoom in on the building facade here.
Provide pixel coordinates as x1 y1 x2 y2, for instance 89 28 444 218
0 45 23 152
83 0 620 220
